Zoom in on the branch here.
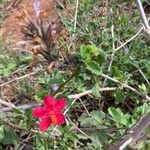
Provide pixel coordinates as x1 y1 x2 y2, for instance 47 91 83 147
108 111 150 150
1 72 150 112
0 98 16 108
119 41 150 86
0 71 38 87
74 0 79 31
103 27 143 86
68 87 116 99
101 73 150 101
136 0 150 39
114 27 143 52
0 102 40 112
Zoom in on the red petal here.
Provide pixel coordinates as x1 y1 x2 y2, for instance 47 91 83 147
43 96 55 109
39 117 51 131
54 98 66 111
33 107 45 118
55 112 65 125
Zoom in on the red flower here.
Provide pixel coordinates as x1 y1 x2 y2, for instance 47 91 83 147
33 96 66 131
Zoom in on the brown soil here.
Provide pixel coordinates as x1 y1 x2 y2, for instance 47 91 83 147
1 0 58 46
144 4 150 14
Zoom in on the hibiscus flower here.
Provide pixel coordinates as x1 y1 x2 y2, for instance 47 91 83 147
33 96 66 131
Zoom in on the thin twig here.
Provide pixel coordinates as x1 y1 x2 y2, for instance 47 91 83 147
0 71 38 87
101 73 150 101
0 87 116 112
0 102 40 112
79 98 113 121
119 41 150 86
67 116 101 146
1 72 150 112
74 0 79 31
103 27 143 87
79 98 90 116
108 25 115 72
136 0 150 38
114 27 143 52
56 0 80 27
68 87 116 99
51 87 116 135
0 98 16 108
108 111 150 150
0 118 40 134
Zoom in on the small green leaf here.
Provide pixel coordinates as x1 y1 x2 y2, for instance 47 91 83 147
139 83 147 94
92 83 101 97
2 127 18 145
96 52 106 66
0 112 6 119
113 90 126 104
142 103 150 114
108 107 131 126
0 126 4 140
77 134 88 140
35 90 47 102
7 63 16 69
0 69 3 75
0 64 4 69
90 110 103 123
78 113 99 127
3 69 11 77
79 44 97 61
86 61 102 75
98 130 109 142
80 45 90 59
108 107 123 125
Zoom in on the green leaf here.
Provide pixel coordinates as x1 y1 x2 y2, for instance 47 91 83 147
0 69 3 75
3 69 11 77
142 103 150 114
108 107 131 126
80 45 90 59
2 127 18 145
78 113 99 127
79 44 97 61
0 64 4 69
7 63 16 69
77 134 88 140
113 90 126 104
139 83 147 94
108 107 123 125
86 61 102 75
21 55 33 63
35 135 46 150
92 83 101 97
96 52 106 66
90 110 103 123
0 126 4 140
97 130 109 142
35 90 47 102
134 103 150 115
0 112 6 119
87 131 103 148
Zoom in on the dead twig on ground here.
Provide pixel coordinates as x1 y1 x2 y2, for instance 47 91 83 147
101 73 150 101
68 87 116 99
136 0 150 41
103 26 143 86
0 71 38 87
119 41 150 86
0 102 40 112
0 98 16 108
108 111 150 150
